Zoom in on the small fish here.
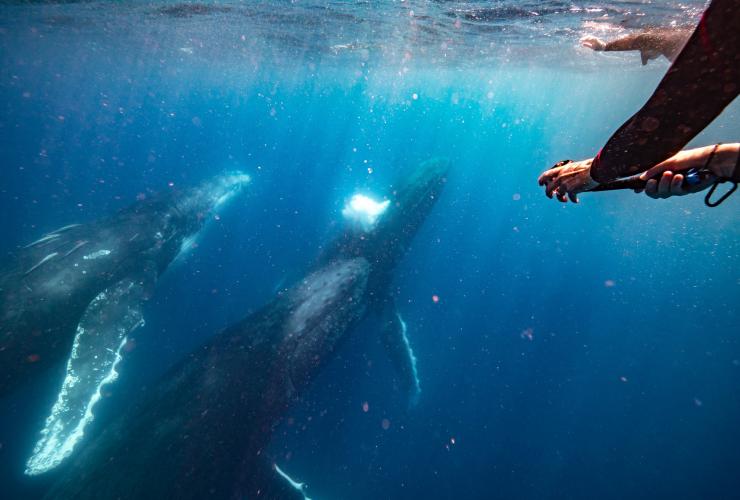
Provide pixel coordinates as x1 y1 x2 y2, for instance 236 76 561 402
45 224 81 236
23 234 61 249
24 253 59 276
63 240 89 258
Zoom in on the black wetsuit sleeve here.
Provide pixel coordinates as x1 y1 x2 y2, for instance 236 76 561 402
590 0 740 184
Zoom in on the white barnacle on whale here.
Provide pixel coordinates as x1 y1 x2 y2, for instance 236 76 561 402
342 194 390 232
82 249 111 260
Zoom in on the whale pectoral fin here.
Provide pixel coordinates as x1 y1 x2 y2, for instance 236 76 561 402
274 463 314 500
380 306 421 407
243 460 309 500
25 273 152 476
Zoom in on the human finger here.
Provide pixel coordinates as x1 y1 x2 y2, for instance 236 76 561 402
568 192 579 203
670 173 686 195
657 172 673 197
560 178 584 198
545 179 560 198
556 183 576 203
538 168 559 186
639 160 674 181
645 179 659 198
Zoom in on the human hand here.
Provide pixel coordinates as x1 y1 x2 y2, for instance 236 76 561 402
538 159 599 203
640 144 739 181
637 171 695 199
637 144 739 199
581 35 606 51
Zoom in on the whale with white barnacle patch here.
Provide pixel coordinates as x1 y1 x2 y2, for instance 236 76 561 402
44 158 449 499
0 171 250 476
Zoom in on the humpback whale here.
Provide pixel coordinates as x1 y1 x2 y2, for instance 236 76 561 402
0 172 250 475
44 158 449 499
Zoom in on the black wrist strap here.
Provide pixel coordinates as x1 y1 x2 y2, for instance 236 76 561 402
704 143 738 207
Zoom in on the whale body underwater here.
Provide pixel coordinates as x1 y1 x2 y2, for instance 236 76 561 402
44 158 450 499
0 172 251 475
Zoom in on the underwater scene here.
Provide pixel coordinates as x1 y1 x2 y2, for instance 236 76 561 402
0 1 738 498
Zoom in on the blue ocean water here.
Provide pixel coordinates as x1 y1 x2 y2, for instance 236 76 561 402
0 1 738 498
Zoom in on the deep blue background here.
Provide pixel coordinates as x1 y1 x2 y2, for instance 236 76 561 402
1 2 738 499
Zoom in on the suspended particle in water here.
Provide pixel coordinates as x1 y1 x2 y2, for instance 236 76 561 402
432 294 440 303
520 328 533 341
381 418 391 430
604 279 616 288
362 401 369 413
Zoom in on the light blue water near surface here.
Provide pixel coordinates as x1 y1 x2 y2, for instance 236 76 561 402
0 1 738 498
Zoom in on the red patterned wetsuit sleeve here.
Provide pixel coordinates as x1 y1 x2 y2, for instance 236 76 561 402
590 0 740 183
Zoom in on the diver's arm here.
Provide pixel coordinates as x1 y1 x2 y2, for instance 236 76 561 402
537 143 739 203
595 29 692 63
590 0 740 183
639 143 740 198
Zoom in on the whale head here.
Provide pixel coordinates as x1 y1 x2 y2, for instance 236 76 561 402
127 171 251 270
371 157 449 266
173 171 251 222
